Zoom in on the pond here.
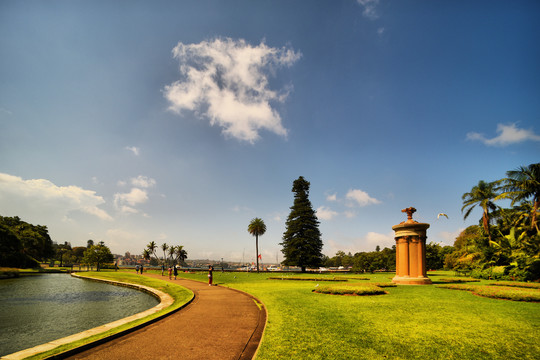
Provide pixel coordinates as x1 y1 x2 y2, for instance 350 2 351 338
0 273 159 356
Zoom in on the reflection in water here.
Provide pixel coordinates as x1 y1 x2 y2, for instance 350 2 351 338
0 274 159 356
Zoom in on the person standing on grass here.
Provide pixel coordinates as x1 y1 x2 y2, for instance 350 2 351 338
136 265 139 274
208 265 214 286
140 264 143 274
168 266 172 280
173 265 178 280
161 264 165 276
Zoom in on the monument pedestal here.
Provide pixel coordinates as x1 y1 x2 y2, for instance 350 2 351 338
392 207 432 285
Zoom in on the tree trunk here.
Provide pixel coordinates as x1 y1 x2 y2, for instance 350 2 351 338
483 208 492 244
256 234 259 273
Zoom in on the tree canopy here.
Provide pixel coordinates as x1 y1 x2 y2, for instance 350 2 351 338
280 176 323 272
0 216 53 268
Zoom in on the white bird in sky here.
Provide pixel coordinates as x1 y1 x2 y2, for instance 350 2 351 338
437 213 449 219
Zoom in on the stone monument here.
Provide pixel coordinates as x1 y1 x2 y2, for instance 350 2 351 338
392 207 432 285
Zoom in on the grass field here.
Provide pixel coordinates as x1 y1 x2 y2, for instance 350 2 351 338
174 270 540 360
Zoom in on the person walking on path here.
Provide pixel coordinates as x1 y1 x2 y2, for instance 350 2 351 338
168 266 172 280
140 264 144 274
136 265 139 274
161 264 165 276
208 265 214 286
173 265 178 280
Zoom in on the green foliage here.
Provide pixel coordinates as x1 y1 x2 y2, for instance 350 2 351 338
82 243 114 270
281 176 323 272
0 216 49 268
446 163 540 281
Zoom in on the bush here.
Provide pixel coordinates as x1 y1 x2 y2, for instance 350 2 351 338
313 283 388 296
437 284 540 302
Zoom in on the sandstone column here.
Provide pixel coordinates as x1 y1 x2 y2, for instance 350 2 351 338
392 207 432 285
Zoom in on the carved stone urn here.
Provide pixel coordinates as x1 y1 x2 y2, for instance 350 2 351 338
392 207 432 285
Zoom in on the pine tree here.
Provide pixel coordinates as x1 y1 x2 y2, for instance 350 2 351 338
280 176 323 272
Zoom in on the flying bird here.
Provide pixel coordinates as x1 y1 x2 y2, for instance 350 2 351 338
437 213 449 219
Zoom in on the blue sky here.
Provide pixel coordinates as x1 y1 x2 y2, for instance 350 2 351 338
1 0 539 263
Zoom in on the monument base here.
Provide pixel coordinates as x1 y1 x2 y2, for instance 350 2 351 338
392 276 432 285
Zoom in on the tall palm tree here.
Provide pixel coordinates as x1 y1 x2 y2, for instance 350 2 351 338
462 180 500 244
500 163 540 233
161 243 169 266
248 218 266 273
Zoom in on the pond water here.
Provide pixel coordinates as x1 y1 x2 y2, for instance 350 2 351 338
0 274 159 356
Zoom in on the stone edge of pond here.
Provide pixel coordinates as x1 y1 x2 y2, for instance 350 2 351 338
1 273 191 360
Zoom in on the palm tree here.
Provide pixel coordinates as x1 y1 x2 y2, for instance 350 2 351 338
142 248 151 261
161 243 169 266
146 241 159 264
462 180 501 244
168 245 176 265
499 163 540 233
175 245 188 266
248 218 266 273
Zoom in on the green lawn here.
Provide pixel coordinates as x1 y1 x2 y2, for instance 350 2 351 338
176 270 539 360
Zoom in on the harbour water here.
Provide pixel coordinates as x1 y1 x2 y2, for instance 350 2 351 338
0 273 159 356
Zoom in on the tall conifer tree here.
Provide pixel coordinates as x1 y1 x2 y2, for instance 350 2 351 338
280 176 323 272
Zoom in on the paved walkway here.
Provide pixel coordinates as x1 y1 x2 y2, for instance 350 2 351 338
63 273 266 360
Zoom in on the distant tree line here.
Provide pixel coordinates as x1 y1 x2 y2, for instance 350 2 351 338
323 243 454 273
0 215 114 270
143 241 188 267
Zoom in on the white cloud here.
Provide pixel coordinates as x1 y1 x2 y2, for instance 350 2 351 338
125 146 140 156
131 175 156 188
0 173 112 221
466 123 540 146
437 229 463 246
357 0 380 19
326 193 337 202
377 27 385 36
346 189 381 207
316 206 339 220
164 37 301 143
114 188 148 213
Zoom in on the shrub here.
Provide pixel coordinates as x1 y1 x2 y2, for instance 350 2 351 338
438 278 480 283
268 277 346 282
313 283 387 296
437 284 540 302
489 281 540 289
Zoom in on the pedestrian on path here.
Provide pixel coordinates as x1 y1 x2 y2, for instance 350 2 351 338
140 264 144 274
168 266 172 280
208 265 214 286
173 265 178 280
161 264 165 276
136 265 139 274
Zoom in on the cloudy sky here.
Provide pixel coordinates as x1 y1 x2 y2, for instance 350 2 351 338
1 0 539 263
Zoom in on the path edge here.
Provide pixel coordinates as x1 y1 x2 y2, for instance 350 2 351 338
218 285 268 360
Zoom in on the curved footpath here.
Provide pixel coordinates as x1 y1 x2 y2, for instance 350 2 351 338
60 273 266 360
0 272 263 360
